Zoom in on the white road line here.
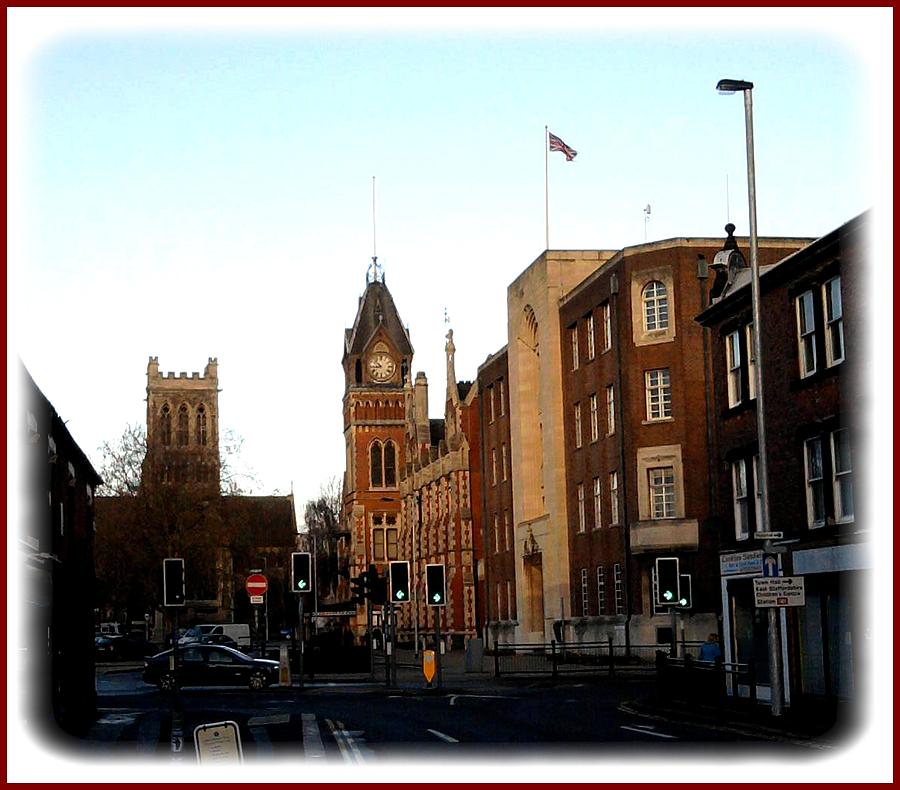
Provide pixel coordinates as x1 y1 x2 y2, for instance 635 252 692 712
325 718 366 764
426 729 459 743
620 725 677 739
248 714 290 727
302 713 326 759
448 694 518 706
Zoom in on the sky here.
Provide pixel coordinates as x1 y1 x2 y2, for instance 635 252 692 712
7 7 893 783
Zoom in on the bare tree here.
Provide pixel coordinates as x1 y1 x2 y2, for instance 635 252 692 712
302 477 343 603
94 422 253 620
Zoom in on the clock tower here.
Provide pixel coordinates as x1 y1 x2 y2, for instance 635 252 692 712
341 264 414 634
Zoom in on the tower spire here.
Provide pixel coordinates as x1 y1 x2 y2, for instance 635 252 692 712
366 176 384 285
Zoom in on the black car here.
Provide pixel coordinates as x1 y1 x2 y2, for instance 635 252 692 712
142 644 280 691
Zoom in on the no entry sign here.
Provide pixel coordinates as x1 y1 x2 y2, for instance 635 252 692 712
245 573 269 596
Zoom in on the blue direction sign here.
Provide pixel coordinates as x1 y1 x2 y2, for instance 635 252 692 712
762 554 780 578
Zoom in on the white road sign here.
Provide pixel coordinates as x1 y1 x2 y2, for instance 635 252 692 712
753 576 805 607
194 721 243 764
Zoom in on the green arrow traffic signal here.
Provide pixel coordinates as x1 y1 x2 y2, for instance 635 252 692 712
432 593 441 603
663 590 673 601
298 580 307 590
395 590 405 600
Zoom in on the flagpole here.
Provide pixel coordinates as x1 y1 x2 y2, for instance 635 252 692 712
544 125 549 251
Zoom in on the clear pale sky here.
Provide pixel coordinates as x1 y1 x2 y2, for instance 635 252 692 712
7 8 892 783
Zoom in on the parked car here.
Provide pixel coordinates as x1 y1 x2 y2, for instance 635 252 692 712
178 623 251 648
142 644 279 691
95 632 156 661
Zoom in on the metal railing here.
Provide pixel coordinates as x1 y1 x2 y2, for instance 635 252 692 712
655 650 758 709
491 638 703 678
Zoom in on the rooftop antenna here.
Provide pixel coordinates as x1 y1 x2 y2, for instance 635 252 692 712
366 176 384 284
643 204 651 241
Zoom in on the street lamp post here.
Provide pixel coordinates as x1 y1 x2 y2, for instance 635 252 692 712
716 78 784 717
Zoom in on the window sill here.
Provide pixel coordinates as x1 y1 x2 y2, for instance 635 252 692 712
642 416 674 426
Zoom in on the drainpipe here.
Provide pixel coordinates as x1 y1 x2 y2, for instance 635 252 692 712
610 272 632 655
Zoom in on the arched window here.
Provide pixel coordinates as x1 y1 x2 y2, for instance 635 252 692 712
177 404 189 446
370 441 383 487
643 281 669 331
160 404 172 446
196 405 208 446
370 440 397 488
384 441 396 486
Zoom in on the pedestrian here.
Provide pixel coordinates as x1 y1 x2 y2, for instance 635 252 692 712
698 632 721 662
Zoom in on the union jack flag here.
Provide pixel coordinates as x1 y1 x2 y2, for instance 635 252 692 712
548 131 577 161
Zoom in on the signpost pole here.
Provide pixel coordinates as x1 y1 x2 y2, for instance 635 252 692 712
435 607 443 691
763 539 784 715
385 602 392 689
297 596 304 690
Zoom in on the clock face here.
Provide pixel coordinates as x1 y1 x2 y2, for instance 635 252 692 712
368 353 396 381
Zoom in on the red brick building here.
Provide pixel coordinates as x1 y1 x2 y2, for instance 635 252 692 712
697 213 867 713
476 347 517 648
397 329 484 649
557 230 810 649
341 269 413 640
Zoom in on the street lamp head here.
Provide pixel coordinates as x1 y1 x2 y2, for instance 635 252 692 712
717 78 754 94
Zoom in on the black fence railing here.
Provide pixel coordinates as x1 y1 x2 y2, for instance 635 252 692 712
491 638 705 678
655 650 758 710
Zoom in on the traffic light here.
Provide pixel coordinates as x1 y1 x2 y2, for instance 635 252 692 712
677 573 692 609
369 574 388 606
291 552 312 593
655 557 680 606
350 570 370 605
389 561 410 604
163 558 185 607
425 563 446 606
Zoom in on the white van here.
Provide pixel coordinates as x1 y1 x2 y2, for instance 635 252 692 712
179 623 251 648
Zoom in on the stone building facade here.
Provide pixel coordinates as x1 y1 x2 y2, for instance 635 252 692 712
143 356 220 493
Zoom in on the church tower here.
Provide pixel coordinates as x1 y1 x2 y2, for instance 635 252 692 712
143 356 220 494
342 263 413 630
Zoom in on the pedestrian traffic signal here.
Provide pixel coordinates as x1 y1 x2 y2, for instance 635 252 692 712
425 563 446 607
655 557 680 606
389 561 410 604
677 573 692 609
291 552 312 593
163 558 185 607
350 570 370 605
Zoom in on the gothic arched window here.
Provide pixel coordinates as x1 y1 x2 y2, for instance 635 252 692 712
370 440 397 488
643 280 669 331
196 405 208 446
370 441 383 488
177 404 189 446
160 404 172 446
384 441 396 487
